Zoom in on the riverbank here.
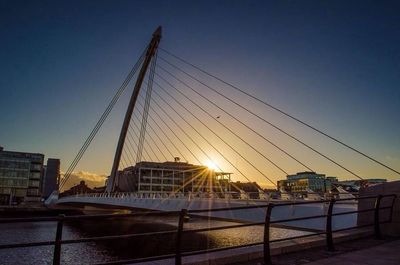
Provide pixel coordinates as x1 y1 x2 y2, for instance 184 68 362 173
0 204 82 218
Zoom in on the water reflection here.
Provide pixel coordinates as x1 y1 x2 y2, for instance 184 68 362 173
0 215 310 264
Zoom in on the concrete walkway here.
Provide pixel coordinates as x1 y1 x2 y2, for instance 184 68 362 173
137 235 399 265
303 240 400 265
231 237 400 265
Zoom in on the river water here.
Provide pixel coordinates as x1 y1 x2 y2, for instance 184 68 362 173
0 215 310 264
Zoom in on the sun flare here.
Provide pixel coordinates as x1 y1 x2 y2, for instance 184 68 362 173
204 160 219 171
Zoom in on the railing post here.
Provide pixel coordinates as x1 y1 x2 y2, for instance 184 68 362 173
374 195 383 239
389 195 397 222
175 209 187 265
53 214 65 265
326 198 335 251
263 203 274 265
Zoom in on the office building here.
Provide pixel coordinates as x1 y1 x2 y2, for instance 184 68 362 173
277 171 333 193
42 158 60 199
110 160 232 194
0 146 44 205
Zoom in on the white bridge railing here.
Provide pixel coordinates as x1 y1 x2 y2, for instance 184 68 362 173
64 190 272 201
51 191 366 231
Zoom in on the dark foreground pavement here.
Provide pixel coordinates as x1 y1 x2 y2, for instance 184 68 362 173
232 236 400 265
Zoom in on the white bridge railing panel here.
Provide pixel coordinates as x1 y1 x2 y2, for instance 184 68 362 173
56 192 357 230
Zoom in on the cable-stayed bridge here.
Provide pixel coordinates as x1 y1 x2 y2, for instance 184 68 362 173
47 27 399 229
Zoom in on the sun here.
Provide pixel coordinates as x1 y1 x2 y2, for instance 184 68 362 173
204 160 219 171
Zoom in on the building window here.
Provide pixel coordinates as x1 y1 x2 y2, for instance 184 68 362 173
30 164 42 171
30 172 41 179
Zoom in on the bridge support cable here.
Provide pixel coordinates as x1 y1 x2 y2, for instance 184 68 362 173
118 90 153 167
116 87 156 166
124 123 146 164
132 93 189 161
153 77 289 176
127 101 149 161
126 126 147 162
109 27 162 192
159 49 400 177
143 95 202 165
146 118 188 161
131 110 164 162
146 81 275 190
122 109 143 166
129 113 158 162
136 52 158 163
150 94 272 193
125 120 141 160
60 51 146 189
132 90 263 194
149 81 271 187
133 100 176 161
155 70 313 173
126 126 152 162
147 96 206 166
146 105 196 163
120 156 130 171
149 93 225 173
133 96 171 162
121 137 138 166
138 110 187 161
59 47 147 190
151 82 277 187
138 114 175 159
120 133 137 165
156 61 364 180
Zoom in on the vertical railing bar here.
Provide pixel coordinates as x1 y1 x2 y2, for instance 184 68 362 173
175 209 187 265
374 195 383 239
388 195 397 223
326 198 335 251
263 203 274 265
53 214 65 265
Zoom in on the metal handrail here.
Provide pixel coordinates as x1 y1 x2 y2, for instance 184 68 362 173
0 194 396 265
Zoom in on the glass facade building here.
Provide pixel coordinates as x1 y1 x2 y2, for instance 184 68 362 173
0 147 44 205
277 171 333 193
113 161 232 195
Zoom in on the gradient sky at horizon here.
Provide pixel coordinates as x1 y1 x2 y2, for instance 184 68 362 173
1 0 399 188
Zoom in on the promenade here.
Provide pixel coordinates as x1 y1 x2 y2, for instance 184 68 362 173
234 237 400 265
304 240 400 265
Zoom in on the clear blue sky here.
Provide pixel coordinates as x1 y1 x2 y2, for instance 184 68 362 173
1 0 399 185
